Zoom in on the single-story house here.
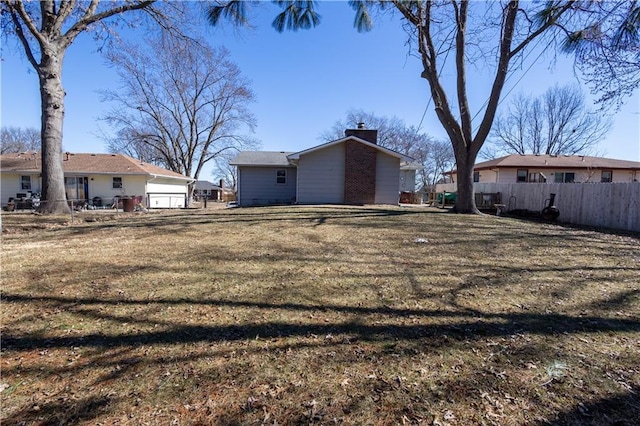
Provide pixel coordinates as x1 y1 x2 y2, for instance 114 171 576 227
193 179 232 201
446 154 640 184
230 127 421 206
0 152 193 209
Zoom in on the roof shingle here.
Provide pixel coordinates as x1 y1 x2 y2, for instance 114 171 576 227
0 152 191 180
474 154 640 170
230 151 294 166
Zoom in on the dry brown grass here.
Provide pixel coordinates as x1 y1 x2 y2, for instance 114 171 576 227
1 206 639 425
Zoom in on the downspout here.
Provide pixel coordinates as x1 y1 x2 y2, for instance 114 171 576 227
237 168 241 206
289 160 299 204
146 174 158 208
186 177 196 207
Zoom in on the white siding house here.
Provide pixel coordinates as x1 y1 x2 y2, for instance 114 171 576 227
448 154 640 184
0 152 193 209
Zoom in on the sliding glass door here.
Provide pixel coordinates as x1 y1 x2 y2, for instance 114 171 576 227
64 176 88 202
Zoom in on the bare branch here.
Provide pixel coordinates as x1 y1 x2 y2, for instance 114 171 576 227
101 33 257 181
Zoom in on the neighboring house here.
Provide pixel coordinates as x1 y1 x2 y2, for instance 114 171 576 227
230 127 421 207
0 152 193 209
193 180 231 201
447 154 640 184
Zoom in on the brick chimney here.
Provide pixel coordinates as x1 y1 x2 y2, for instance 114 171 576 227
343 123 378 205
344 122 378 145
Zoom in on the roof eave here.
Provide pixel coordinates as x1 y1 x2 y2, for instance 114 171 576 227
232 162 294 167
288 136 416 163
149 173 194 181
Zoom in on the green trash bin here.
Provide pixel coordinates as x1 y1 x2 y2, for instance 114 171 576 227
437 192 457 204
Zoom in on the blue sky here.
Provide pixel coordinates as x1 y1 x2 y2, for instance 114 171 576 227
1 2 638 180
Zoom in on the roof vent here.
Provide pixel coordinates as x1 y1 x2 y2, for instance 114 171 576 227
357 122 366 129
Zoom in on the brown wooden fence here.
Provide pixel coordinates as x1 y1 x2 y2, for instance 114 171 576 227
434 182 640 232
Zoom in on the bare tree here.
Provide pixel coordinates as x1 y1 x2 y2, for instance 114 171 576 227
320 110 409 148
0 126 40 154
561 1 640 110
425 139 456 189
321 109 453 191
213 151 239 193
490 85 611 157
0 0 190 213
208 1 637 214
101 34 257 197
106 128 167 168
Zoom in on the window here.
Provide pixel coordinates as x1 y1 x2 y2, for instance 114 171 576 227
21 175 31 190
473 171 480 183
112 177 123 189
528 172 547 183
601 170 613 182
554 172 575 183
276 169 286 185
517 169 528 182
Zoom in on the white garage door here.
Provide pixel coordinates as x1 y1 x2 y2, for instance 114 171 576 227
148 193 186 208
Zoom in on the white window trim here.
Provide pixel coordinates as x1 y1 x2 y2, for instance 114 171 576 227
21 175 32 190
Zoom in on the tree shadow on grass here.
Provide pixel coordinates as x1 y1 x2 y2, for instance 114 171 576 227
2 395 115 426
3 293 639 352
541 386 640 426
3 292 639 425
37 206 426 238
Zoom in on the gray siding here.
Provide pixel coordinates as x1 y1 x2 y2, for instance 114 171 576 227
297 143 345 204
399 170 416 192
375 153 401 204
237 166 297 206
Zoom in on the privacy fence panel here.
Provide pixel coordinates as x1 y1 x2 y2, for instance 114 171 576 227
434 182 640 232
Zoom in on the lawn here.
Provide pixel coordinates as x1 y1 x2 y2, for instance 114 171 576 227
1 206 639 425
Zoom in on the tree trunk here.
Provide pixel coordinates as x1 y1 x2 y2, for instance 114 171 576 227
38 47 71 214
451 147 480 214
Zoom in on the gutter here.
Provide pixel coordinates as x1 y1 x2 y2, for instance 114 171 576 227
146 173 196 206
147 172 195 183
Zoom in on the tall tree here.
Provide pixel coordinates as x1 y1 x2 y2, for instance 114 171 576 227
490 85 611 156
0 126 40 154
321 109 453 191
1 0 182 214
426 139 457 189
213 151 239 192
208 1 636 214
561 1 640 110
101 34 257 199
106 128 167 167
